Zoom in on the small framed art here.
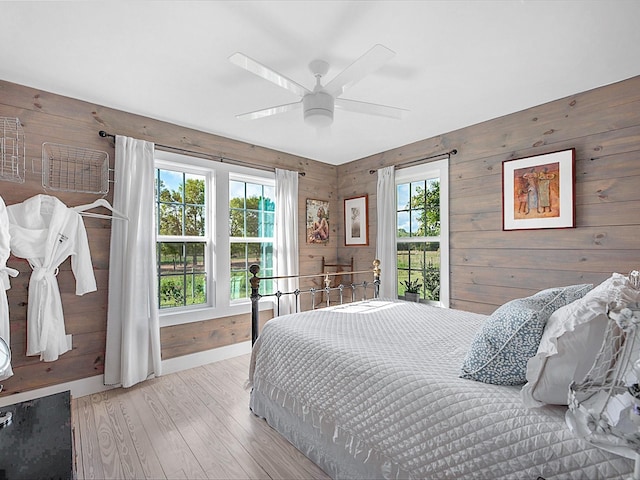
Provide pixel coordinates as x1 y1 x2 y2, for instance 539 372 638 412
344 195 368 246
307 198 329 244
502 148 576 230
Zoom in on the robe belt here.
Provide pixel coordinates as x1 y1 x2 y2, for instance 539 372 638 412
0 266 18 278
31 266 59 282
0 266 19 289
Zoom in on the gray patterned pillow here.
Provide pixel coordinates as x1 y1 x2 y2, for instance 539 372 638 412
460 284 593 385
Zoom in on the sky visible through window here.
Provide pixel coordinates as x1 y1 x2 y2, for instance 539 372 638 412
160 169 259 202
161 169 182 192
397 183 414 234
230 180 244 200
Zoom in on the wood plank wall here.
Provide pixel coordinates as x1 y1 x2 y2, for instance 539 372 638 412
337 75 640 315
0 80 337 396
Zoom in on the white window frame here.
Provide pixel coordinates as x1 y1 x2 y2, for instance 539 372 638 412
155 150 275 327
395 158 449 308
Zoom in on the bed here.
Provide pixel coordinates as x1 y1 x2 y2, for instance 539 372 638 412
248 292 637 479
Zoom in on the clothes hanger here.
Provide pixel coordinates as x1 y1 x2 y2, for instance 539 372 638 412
72 198 128 221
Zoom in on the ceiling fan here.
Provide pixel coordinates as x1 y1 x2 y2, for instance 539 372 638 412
229 44 408 127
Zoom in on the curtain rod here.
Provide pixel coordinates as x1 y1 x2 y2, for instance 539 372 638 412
368 149 457 174
98 130 305 176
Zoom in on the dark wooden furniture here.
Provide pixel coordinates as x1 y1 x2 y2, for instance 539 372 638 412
0 390 73 480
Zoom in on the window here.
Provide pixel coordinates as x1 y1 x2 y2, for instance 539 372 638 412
229 178 275 299
156 167 209 309
154 151 276 326
396 159 449 307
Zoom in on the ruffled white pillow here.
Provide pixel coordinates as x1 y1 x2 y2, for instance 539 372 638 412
521 273 640 408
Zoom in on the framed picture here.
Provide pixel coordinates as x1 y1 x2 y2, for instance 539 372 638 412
344 195 368 246
306 198 329 244
502 148 576 230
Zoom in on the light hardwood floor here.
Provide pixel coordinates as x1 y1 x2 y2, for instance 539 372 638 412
72 354 330 479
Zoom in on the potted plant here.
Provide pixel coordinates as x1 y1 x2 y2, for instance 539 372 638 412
401 279 422 302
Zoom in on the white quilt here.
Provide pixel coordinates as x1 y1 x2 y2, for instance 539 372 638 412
249 300 634 479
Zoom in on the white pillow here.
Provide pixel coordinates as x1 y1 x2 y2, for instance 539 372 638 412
521 273 640 408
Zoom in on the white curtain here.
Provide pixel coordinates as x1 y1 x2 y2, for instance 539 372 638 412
104 136 162 388
0 195 17 380
274 169 299 315
376 166 397 299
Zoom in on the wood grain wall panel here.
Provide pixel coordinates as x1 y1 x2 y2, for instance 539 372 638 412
0 352 104 395
452 248 638 272
450 265 607 292
452 225 640 251
337 75 640 313
160 310 275 360
0 79 333 398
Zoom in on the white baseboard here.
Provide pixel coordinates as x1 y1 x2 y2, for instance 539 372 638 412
0 341 252 408
0 374 114 408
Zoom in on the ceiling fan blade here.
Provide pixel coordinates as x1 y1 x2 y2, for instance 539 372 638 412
229 52 310 97
236 101 302 120
325 44 395 98
335 98 408 119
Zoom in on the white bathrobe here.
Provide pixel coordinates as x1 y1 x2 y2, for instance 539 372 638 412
0 196 18 379
7 195 96 362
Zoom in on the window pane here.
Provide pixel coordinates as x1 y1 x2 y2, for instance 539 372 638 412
247 242 261 264
184 204 205 236
184 174 205 205
230 243 247 271
160 274 185 308
424 206 441 236
262 212 275 237
230 180 245 207
229 178 275 298
159 169 183 202
156 168 206 238
397 183 409 210
397 211 410 237
157 241 207 308
159 203 183 236
185 243 205 272
229 241 273 300
426 179 440 208
246 210 259 237
263 186 275 211
230 271 247 301
158 242 185 273
410 209 423 236
410 181 424 204
396 242 440 301
229 208 245 236
246 182 262 199
261 242 273 268
186 273 207 306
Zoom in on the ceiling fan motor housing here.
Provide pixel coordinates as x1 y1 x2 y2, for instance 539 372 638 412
303 91 334 127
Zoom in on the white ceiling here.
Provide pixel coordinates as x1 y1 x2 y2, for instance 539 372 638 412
1 1 639 165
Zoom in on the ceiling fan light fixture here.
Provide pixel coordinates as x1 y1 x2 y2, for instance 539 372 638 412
303 91 334 127
230 45 406 126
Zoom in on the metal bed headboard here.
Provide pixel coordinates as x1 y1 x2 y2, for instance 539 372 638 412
249 259 381 344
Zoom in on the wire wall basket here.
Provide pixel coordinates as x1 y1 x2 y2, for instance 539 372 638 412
42 142 110 194
0 117 26 184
